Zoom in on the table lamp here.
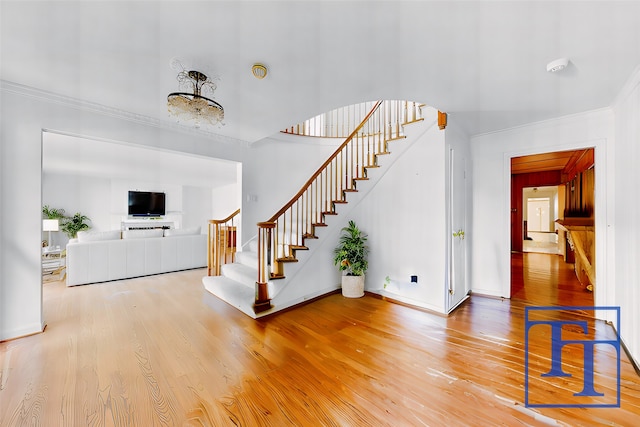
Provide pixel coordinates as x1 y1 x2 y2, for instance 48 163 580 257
43 219 59 248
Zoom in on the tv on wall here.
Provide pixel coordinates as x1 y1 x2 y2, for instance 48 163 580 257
128 191 166 217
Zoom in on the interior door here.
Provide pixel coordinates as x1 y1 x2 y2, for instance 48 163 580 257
447 147 468 313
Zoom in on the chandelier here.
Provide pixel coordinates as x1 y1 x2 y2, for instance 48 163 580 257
167 69 224 128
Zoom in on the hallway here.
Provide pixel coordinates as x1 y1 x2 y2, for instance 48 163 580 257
511 251 594 307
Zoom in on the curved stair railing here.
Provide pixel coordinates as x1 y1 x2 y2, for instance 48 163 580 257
207 208 240 276
254 100 424 313
282 102 393 138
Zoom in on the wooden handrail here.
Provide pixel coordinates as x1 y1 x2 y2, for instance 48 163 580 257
207 209 240 276
209 208 241 225
282 102 375 138
254 100 424 313
267 101 383 223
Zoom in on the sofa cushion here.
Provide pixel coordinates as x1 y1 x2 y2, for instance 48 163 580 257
163 226 201 237
122 229 164 239
77 230 121 242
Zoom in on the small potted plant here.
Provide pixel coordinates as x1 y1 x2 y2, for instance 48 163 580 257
61 212 91 239
333 220 369 298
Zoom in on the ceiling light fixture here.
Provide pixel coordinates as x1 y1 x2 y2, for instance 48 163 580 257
546 58 569 73
167 68 224 128
252 63 268 79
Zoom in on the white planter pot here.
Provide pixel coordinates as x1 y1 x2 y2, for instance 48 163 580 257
342 275 365 298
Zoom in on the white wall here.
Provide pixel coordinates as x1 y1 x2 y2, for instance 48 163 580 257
42 171 229 246
612 66 640 366
241 134 341 244
0 82 247 341
42 172 111 246
470 109 614 302
352 120 447 312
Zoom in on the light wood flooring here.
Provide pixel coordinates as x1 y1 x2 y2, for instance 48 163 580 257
1 254 639 426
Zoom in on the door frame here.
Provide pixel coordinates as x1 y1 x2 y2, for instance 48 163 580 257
446 146 469 313
503 140 610 313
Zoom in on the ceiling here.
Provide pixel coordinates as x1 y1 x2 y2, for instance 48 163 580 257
2 1 640 143
511 148 593 175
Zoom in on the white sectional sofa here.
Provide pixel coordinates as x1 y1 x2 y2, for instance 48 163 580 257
66 228 207 286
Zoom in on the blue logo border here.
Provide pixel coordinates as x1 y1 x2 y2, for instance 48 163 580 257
524 305 621 408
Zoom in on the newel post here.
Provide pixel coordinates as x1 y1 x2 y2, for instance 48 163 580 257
438 111 448 130
255 221 275 313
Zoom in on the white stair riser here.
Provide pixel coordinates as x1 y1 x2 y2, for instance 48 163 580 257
236 250 258 268
220 263 256 288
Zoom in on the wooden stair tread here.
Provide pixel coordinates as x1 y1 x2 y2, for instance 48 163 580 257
343 189 358 193
387 135 407 141
312 223 328 227
322 211 338 215
353 177 369 181
270 273 285 280
332 200 348 204
276 256 298 263
303 233 318 239
403 117 425 125
377 151 391 155
289 245 308 250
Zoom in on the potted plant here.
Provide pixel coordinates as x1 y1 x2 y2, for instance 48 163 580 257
42 205 67 247
42 205 66 220
61 212 91 239
333 220 369 298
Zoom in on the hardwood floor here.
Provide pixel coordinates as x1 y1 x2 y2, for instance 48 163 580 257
511 251 594 306
1 256 639 426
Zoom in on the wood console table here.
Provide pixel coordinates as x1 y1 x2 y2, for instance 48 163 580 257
555 218 595 291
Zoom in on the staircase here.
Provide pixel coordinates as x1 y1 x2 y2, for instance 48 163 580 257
204 100 433 318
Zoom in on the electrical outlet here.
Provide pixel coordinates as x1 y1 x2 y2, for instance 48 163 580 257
411 275 418 283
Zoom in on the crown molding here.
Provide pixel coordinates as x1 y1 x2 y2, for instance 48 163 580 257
0 80 250 147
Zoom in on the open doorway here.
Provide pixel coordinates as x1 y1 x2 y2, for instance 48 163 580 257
41 131 243 287
510 149 595 306
522 186 561 255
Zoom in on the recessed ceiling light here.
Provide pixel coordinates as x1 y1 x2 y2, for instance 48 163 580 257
546 58 569 73
252 63 268 79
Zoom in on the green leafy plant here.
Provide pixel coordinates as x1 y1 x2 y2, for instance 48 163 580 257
333 220 369 276
60 212 91 239
42 205 66 220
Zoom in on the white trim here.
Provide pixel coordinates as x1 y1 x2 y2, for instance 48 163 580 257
0 80 250 147
0 321 45 342
503 138 609 314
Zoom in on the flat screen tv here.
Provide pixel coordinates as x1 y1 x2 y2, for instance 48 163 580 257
128 191 166 217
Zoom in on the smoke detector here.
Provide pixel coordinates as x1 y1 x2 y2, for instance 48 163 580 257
546 58 569 73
